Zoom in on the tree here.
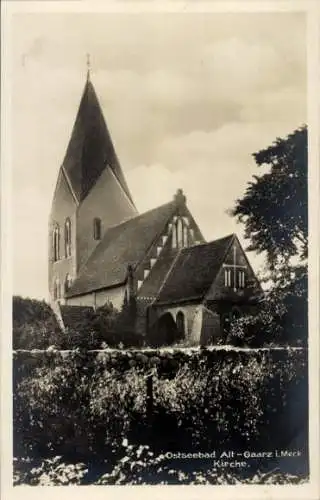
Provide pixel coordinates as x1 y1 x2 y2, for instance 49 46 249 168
229 126 308 346
12 296 63 350
230 125 307 282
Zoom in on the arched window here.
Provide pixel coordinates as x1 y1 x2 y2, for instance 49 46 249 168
93 218 102 240
172 217 190 249
238 270 245 288
177 218 184 249
183 226 189 247
53 277 60 300
53 225 60 262
224 269 231 287
64 218 72 258
64 273 72 294
172 222 177 248
176 311 185 339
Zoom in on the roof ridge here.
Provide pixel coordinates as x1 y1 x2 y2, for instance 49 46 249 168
153 249 183 303
104 200 175 233
179 233 235 252
202 233 236 298
155 233 237 305
66 199 178 297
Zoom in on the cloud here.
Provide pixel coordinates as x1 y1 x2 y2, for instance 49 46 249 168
10 11 306 299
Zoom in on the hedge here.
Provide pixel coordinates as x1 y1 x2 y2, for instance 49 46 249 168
13 346 308 478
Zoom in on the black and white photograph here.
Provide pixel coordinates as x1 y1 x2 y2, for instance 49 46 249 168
1 1 319 497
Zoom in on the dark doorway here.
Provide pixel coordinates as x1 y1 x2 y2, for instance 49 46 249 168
176 311 185 341
221 313 231 339
150 313 179 346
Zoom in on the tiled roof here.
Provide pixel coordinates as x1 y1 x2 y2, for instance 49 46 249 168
60 305 94 330
66 201 176 297
155 234 235 304
62 78 135 205
137 245 178 299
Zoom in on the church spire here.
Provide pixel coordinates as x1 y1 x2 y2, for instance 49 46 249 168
61 68 136 208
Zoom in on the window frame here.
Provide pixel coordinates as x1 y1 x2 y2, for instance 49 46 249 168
238 270 245 288
64 273 72 294
224 268 232 287
93 217 102 241
53 224 60 262
64 218 72 258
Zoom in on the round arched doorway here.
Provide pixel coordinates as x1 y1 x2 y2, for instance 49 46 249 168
151 312 179 346
176 311 185 341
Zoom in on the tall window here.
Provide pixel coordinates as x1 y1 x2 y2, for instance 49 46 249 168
224 269 231 287
172 224 177 248
172 217 190 249
64 273 72 294
53 225 60 262
177 218 184 248
93 218 102 240
64 218 72 258
238 270 245 288
176 311 185 338
183 226 189 247
53 277 60 300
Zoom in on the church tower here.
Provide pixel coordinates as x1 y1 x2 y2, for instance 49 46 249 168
48 71 138 304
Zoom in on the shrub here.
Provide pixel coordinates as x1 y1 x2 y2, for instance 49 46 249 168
13 296 63 350
60 302 143 349
13 456 88 485
13 451 308 485
228 268 308 347
13 348 308 464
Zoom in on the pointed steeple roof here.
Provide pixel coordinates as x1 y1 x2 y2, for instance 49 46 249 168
62 76 135 205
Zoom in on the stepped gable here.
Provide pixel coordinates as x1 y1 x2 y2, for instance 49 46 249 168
155 234 235 304
62 77 135 205
66 201 177 298
60 304 94 330
137 248 178 300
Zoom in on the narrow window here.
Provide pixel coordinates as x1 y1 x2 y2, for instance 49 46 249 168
183 226 189 247
64 218 71 258
224 269 231 287
53 277 60 300
172 222 177 249
93 218 102 240
177 218 184 249
64 273 72 294
238 271 245 288
176 311 185 339
53 225 60 261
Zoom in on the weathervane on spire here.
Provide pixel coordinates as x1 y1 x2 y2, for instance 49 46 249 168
86 53 91 81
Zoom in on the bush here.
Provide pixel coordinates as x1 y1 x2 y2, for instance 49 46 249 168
13 452 307 485
13 456 88 485
13 348 308 464
13 296 63 350
13 297 143 351
228 267 308 347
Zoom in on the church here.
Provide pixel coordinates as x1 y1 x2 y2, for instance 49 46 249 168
48 71 262 346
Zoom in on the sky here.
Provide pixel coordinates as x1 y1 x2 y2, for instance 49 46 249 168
10 10 306 300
